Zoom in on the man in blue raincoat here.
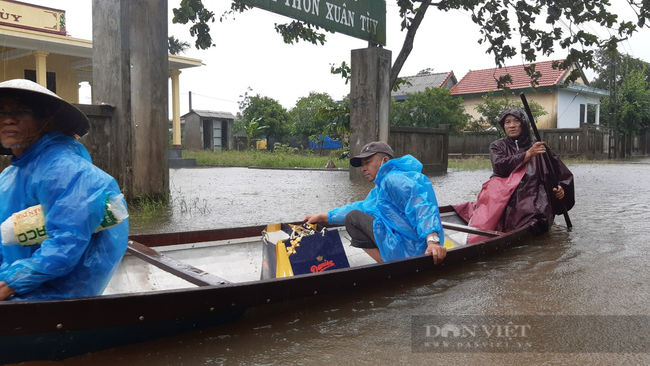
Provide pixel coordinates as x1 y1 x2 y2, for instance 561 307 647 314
0 79 129 301
305 141 446 264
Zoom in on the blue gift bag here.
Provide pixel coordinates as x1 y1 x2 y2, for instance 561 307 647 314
261 223 350 279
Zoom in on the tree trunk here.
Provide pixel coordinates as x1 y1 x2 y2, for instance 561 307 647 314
389 0 433 89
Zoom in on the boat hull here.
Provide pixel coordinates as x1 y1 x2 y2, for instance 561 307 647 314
0 207 532 363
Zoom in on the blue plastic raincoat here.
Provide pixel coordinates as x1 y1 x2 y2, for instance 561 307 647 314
328 155 444 261
0 132 129 300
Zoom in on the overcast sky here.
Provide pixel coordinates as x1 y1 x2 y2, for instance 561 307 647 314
25 1 650 117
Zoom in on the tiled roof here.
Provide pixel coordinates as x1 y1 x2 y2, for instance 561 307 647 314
182 109 236 119
450 60 581 96
393 71 456 98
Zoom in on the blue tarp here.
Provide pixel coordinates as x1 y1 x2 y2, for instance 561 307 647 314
310 136 342 150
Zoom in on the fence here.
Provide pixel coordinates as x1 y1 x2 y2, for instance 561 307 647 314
389 125 448 175
449 124 618 159
540 124 611 158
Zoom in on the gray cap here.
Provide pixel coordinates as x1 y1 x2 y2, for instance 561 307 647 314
0 79 90 148
350 141 394 167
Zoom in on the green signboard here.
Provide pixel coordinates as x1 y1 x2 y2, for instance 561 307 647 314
240 0 386 45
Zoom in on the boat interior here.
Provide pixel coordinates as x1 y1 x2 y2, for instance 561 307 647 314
104 209 482 295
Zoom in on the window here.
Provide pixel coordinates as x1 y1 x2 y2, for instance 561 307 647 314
24 70 57 93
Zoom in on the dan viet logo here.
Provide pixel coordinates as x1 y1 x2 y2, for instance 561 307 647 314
413 317 533 352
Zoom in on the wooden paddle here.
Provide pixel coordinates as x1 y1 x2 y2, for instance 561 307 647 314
519 93 573 229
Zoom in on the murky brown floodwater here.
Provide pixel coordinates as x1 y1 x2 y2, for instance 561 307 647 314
27 160 650 365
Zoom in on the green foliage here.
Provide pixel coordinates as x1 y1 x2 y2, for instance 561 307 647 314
172 0 216 50
290 92 338 151
473 93 547 136
168 36 191 55
390 88 471 134
591 51 650 90
437 0 639 86
600 66 650 135
234 117 267 149
171 1 650 91
275 21 331 45
240 94 291 146
317 96 350 157
330 61 351 85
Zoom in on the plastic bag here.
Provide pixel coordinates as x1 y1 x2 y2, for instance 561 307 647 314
1 194 128 246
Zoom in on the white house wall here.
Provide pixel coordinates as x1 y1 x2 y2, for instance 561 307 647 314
557 89 602 128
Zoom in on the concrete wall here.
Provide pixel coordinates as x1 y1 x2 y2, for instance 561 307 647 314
77 104 117 174
183 113 202 150
349 47 391 181
92 0 169 199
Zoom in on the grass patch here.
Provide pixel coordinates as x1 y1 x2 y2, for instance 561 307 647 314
448 157 492 171
183 149 636 172
127 193 169 220
182 149 347 168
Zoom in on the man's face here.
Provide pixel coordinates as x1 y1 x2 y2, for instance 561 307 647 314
0 96 41 156
503 115 522 139
360 153 386 182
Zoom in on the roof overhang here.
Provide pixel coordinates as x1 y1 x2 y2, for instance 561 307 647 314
454 83 610 99
0 25 203 73
563 84 610 97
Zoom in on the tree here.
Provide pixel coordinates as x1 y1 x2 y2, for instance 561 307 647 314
473 92 547 136
234 117 267 149
290 92 338 152
591 51 650 89
318 96 351 158
168 36 191 55
241 94 291 148
173 1 650 91
390 88 470 134
591 52 650 157
600 66 650 156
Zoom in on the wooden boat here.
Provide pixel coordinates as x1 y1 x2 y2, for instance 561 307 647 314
0 206 532 364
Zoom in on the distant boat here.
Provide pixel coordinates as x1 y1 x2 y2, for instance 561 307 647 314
0 206 532 364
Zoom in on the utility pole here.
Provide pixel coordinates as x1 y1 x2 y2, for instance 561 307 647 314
608 49 618 159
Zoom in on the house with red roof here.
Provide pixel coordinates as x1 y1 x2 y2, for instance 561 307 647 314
392 71 457 102
450 60 609 129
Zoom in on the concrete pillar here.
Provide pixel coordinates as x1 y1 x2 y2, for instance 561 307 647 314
92 0 169 199
349 47 391 181
169 69 182 148
32 51 49 87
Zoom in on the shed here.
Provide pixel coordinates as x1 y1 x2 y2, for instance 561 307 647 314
181 110 236 151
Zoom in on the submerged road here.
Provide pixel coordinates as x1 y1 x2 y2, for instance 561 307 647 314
41 159 650 365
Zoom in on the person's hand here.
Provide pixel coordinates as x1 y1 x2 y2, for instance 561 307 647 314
553 185 565 200
304 213 328 224
425 242 447 265
524 141 547 163
0 281 15 301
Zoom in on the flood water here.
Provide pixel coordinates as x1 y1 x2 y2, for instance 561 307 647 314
28 159 650 365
